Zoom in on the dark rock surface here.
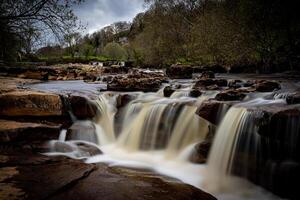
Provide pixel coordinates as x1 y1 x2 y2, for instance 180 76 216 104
0 151 216 200
0 120 60 143
196 100 231 124
215 90 246 101
254 80 281 92
166 65 193 79
69 95 98 120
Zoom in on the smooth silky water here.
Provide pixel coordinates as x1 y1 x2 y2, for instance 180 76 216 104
45 86 286 200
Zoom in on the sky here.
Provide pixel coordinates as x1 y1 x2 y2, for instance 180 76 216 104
73 0 146 34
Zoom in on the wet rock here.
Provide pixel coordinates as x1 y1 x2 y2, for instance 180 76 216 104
228 79 243 89
243 80 255 87
0 91 63 117
166 64 193 79
286 92 300 105
50 163 216 200
196 100 231 124
201 71 215 79
50 141 102 156
189 89 202 98
69 95 98 119
108 77 162 92
255 80 281 92
189 141 211 164
0 120 60 143
163 86 175 97
1 156 96 200
17 71 48 80
193 78 227 90
215 90 246 101
189 125 216 164
116 94 137 108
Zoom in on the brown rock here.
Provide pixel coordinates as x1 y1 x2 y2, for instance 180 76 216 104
163 86 175 97
196 100 230 124
194 78 227 90
69 95 98 119
215 90 246 101
0 120 60 142
255 80 280 92
189 89 202 98
166 64 193 79
201 71 215 79
286 92 300 105
17 71 48 80
0 91 63 116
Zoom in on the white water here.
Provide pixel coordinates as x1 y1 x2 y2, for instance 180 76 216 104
47 89 284 200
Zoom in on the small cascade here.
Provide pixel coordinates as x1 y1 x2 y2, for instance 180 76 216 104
94 93 118 144
165 106 209 158
117 97 209 154
170 89 190 98
206 107 249 179
204 104 300 199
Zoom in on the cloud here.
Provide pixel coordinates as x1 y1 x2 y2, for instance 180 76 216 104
73 0 145 34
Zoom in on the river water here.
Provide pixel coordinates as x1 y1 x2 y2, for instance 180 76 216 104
28 73 300 200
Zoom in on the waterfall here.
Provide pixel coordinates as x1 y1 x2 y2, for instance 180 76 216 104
94 93 118 144
206 107 249 177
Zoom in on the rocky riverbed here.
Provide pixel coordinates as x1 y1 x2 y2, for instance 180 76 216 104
1 64 300 200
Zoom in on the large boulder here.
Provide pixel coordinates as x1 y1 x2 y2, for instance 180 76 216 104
69 95 98 120
254 80 281 92
0 154 216 200
0 91 63 117
286 92 300 105
0 120 60 143
196 100 231 124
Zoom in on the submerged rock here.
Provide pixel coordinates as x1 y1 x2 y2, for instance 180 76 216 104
0 91 63 117
163 86 175 97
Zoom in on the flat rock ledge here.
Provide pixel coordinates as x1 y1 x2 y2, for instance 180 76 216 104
0 153 216 200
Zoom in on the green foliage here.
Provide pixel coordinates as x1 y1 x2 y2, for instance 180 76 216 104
103 42 127 60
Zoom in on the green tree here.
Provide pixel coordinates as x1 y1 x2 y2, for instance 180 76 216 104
103 42 127 60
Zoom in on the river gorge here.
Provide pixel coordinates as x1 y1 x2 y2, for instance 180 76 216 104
0 64 300 200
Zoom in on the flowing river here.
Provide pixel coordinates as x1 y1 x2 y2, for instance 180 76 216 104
28 74 300 200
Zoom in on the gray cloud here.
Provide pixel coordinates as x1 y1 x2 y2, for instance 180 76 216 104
73 0 145 34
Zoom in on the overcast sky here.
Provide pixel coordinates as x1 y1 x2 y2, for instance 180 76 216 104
73 0 146 34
